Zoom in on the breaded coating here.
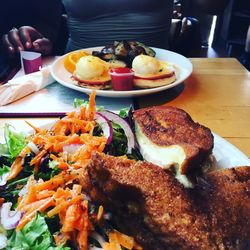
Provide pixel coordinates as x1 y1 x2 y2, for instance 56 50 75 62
133 106 214 173
203 167 250 249
87 152 250 250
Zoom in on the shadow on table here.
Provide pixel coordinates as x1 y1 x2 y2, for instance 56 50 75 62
134 82 184 109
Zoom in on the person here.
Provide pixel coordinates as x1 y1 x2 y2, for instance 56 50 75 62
1 0 229 58
239 25 250 71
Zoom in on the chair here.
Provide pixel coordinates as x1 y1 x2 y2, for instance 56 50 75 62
169 17 202 57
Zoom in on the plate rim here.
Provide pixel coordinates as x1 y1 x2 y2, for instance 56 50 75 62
8 120 249 168
50 46 193 98
212 133 250 166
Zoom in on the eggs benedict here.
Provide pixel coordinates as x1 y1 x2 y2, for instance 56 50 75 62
132 54 176 88
73 55 111 90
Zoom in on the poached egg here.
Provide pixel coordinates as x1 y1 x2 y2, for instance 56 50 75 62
132 54 175 79
74 56 110 83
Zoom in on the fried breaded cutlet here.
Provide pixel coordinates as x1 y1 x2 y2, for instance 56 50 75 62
133 106 214 175
87 152 250 250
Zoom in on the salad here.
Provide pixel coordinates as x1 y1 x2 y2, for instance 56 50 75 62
0 92 142 250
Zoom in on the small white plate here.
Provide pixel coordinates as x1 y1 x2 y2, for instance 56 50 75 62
50 47 193 98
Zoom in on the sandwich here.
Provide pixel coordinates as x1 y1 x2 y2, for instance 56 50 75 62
133 106 214 183
132 55 176 88
87 152 250 250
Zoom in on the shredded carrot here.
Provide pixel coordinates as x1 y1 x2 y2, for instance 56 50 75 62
10 91 137 249
61 203 81 233
7 157 23 180
47 195 83 218
25 120 41 133
36 190 55 200
87 91 96 120
35 173 70 191
30 149 47 167
113 231 134 250
76 201 89 250
53 233 70 247
19 146 31 158
97 205 104 222
16 197 55 231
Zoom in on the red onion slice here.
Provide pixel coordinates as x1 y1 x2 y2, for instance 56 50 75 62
0 234 7 249
98 111 136 153
27 141 39 154
95 113 113 145
0 202 21 230
63 144 82 155
90 232 106 248
0 173 9 187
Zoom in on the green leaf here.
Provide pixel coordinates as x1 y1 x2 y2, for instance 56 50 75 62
48 160 59 170
105 122 127 156
118 108 129 118
7 214 69 250
0 165 10 176
4 124 26 159
0 142 9 157
73 98 89 108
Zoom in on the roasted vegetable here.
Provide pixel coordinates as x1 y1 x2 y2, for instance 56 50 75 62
92 40 156 67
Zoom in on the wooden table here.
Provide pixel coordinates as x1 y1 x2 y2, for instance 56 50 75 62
138 58 250 157
1 58 250 157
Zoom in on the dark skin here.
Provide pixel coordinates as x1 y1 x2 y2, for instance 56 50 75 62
2 26 53 55
2 0 229 58
1 0 62 57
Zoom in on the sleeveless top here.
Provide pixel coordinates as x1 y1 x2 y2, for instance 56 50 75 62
62 0 173 52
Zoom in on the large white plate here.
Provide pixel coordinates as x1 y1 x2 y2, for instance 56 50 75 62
2 121 249 169
50 47 193 98
212 133 250 168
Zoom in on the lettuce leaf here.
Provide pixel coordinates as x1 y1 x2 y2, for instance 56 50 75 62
0 165 10 176
7 214 69 250
3 124 26 159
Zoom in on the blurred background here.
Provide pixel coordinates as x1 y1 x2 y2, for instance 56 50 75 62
0 0 249 72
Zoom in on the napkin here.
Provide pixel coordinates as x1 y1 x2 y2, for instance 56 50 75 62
0 66 54 106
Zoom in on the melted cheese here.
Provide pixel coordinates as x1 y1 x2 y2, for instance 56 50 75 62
135 123 193 188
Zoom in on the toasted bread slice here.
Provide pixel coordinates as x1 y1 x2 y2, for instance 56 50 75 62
87 152 250 250
133 74 176 88
133 106 214 175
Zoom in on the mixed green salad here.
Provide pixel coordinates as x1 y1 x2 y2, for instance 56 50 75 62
0 93 142 250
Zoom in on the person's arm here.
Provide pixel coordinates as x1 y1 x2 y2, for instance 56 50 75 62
192 0 230 15
1 0 63 57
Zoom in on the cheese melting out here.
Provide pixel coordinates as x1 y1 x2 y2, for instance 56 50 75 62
75 56 109 80
135 123 193 188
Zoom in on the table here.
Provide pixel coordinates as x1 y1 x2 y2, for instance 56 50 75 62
1 58 250 157
138 58 250 157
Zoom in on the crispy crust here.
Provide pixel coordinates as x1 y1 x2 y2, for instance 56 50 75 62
203 167 250 249
133 106 214 173
87 152 250 250
87 153 213 250
133 74 176 88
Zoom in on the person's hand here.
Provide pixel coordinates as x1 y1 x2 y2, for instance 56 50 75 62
2 26 53 57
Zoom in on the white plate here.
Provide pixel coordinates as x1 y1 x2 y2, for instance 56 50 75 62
3 121 249 169
212 133 250 168
50 47 193 98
